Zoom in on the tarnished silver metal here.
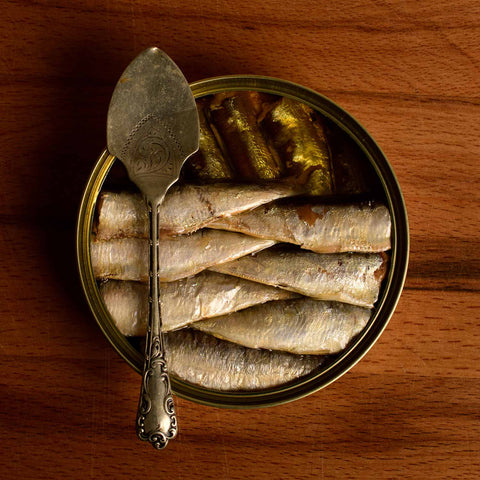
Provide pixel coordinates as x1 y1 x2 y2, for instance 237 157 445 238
107 47 199 449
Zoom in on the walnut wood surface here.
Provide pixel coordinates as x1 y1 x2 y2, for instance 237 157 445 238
1 1 479 478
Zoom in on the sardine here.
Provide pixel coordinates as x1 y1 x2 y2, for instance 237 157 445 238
210 247 388 308
209 202 391 253
99 280 148 336
99 273 298 335
193 298 371 355
95 183 298 240
210 92 283 180
184 98 234 181
91 230 276 282
91 237 148 282
94 190 147 241
262 97 334 195
160 271 298 332
164 329 323 391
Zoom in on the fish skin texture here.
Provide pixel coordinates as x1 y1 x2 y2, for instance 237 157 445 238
95 183 297 240
99 280 148 336
91 237 148 282
95 191 147 240
99 273 298 335
160 271 298 332
209 92 284 181
192 298 371 354
261 96 334 195
184 98 234 181
210 247 388 308
91 230 276 282
209 202 391 253
158 183 297 236
164 329 323 391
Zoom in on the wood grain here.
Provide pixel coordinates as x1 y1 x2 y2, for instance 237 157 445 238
1 0 479 478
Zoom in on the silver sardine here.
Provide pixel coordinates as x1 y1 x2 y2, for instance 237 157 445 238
164 329 323 391
95 183 298 240
99 280 148 336
99 273 298 335
91 230 276 282
210 247 388 308
209 202 391 253
91 237 148 282
160 271 298 332
193 298 371 354
95 190 147 241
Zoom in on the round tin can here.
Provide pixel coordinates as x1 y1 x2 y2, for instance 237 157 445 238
77 75 409 408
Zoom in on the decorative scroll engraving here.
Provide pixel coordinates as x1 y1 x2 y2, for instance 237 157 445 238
121 113 185 180
135 181 177 449
136 333 177 450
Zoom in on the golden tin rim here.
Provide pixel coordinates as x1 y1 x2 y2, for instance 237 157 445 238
77 75 409 409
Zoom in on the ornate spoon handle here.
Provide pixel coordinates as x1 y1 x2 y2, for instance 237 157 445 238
136 201 177 449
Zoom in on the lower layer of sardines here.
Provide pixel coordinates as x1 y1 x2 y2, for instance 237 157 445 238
90 91 391 392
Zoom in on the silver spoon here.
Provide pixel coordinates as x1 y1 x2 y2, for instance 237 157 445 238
107 47 199 449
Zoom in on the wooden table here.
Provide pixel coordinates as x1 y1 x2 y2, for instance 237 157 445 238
1 1 479 478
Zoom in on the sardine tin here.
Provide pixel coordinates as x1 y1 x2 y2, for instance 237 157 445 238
76 75 409 409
